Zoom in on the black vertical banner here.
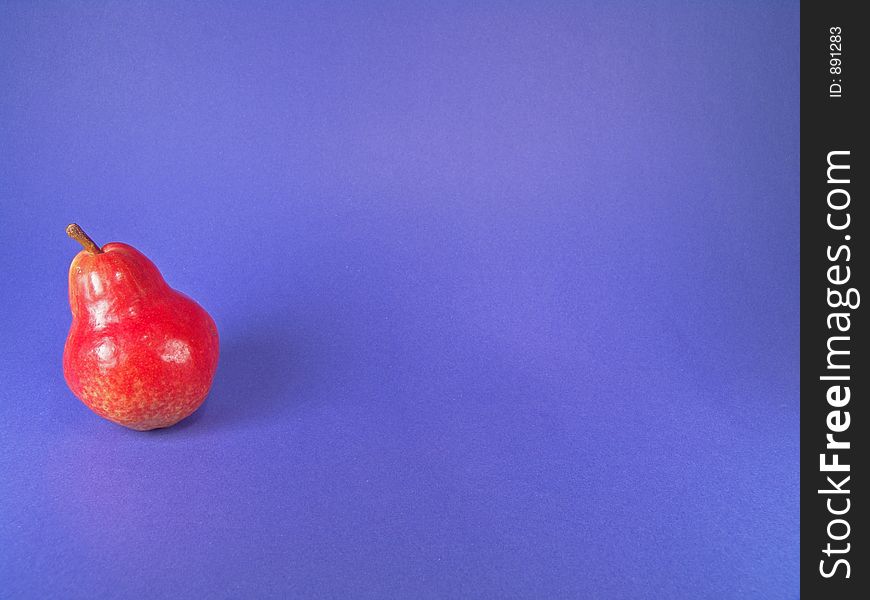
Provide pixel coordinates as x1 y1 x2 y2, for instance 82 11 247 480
801 2 867 597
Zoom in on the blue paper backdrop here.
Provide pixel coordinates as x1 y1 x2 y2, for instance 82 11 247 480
1 2 799 598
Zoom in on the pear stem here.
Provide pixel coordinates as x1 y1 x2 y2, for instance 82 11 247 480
66 223 103 254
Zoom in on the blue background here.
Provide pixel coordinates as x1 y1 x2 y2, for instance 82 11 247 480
1 2 799 598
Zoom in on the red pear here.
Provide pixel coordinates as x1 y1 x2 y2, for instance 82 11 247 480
63 224 219 430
